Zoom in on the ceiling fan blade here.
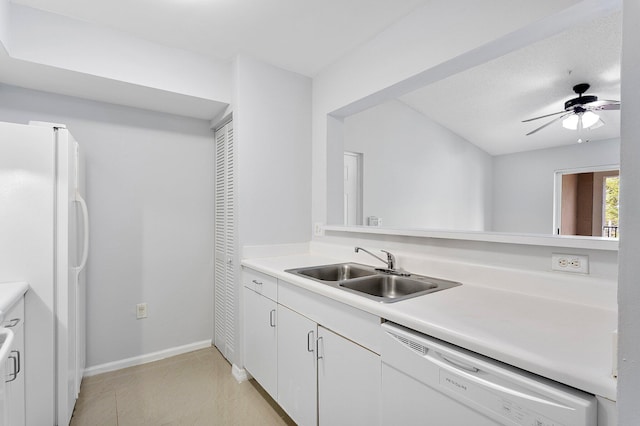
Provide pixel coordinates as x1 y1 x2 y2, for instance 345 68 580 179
590 103 621 111
522 111 567 123
526 112 573 136
587 99 620 107
522 109 568 123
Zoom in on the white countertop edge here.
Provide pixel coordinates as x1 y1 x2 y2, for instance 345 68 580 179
323 225 619 251
0 281 29 323
241 255 617 400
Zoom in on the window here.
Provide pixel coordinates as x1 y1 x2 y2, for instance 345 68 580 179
555 166 620 238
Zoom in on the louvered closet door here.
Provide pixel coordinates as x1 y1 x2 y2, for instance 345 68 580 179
214 121 236 362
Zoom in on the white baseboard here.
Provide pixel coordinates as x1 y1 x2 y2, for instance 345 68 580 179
83 340 212 377
231 364 250 383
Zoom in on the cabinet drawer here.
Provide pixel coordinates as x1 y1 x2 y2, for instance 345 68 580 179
243 268 277 302
2 297 24 329
279 280 381 353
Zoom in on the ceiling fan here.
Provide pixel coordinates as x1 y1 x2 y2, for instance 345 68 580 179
523 83 620 136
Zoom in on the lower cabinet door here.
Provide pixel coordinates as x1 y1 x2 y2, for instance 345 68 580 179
277 305 317 426
318 326 381 426
243 287 277 399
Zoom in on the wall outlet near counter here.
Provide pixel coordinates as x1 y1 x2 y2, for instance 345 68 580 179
136 303 148 319
551 254 589 274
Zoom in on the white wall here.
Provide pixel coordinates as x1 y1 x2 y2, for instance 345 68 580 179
234 55 312 248
343 100 492 230
232 55 312 366
0 85 215 367
617 0 640 422
493 138 620 234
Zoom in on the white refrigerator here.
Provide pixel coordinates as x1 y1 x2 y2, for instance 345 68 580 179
0 121 88 426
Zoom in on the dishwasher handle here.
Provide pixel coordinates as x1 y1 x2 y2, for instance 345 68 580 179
429 352 569 410
438 352 479 373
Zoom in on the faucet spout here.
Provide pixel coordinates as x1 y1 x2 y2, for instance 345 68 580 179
354 246 403 274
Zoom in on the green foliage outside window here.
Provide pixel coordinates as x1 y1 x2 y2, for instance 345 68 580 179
605 176 619 227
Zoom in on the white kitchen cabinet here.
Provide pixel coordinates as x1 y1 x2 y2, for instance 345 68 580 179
242 268 381 426
243 286 277 399
317 325 380 426
3 297 25 426
277 305 317 426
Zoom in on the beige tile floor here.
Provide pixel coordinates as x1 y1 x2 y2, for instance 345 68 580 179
70 346 295 425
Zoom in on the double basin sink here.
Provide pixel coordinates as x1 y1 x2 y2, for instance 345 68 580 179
285 263 461 303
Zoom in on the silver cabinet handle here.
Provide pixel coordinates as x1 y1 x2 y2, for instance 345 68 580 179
307 331 315 352
4 318 19 328
316 336 323 360
5 351 19 383
15 349 20 375
269 310 276 327
252 279 263 286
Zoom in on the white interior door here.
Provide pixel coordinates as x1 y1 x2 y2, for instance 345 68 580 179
343 152 362 225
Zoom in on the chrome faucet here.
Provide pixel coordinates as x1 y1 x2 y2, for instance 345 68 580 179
354 247 408 275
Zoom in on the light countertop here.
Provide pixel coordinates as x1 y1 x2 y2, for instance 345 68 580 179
242 253 617 401
0 281 28 322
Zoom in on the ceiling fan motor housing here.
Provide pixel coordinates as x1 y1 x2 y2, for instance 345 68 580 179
565 95 597 110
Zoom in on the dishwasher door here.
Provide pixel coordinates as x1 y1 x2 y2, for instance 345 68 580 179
381 322 597 426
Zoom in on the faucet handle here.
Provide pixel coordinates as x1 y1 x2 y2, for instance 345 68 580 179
380 250 396 269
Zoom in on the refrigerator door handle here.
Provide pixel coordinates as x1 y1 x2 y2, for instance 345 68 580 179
74 190 90 273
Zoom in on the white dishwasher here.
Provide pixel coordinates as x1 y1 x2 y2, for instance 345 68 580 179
381 322 596 426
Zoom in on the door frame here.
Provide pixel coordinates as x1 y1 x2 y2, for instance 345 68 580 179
553 163 619 235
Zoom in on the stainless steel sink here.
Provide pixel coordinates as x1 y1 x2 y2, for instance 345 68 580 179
286 263 461 303
340 275 435 298
340 275 460 302
287 263 377 282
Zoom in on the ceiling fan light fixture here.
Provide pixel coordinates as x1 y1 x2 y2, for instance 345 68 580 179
562 114 579 130
561 111 603 131
581 111 601 128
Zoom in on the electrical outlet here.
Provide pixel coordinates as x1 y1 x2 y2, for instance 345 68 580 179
551 254 589 274
136 303 148 319
314 222 324 237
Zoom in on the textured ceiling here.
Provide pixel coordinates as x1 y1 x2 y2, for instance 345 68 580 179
10 0 430 76
399 11 622 156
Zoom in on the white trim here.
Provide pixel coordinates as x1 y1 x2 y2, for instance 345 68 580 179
231 364 250 383
83 340 212 377
322 225 618 251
